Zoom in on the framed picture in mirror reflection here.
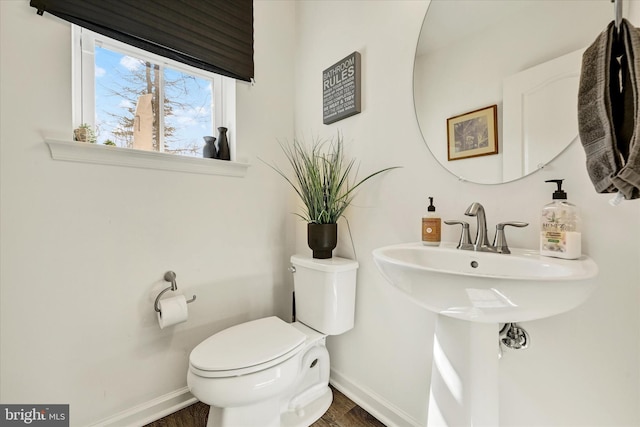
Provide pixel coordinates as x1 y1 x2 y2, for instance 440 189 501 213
446 105 498 161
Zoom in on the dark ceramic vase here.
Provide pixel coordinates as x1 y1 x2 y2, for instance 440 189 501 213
307 223 337 259
203 136 217 158
216 127 230 161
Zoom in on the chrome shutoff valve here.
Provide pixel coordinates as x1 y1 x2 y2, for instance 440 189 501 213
500 323 530 350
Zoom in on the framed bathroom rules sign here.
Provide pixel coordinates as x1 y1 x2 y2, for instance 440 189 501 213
323 51 361 124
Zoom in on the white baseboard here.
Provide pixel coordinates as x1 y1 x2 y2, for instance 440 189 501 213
88 387 198 427
329 369 421 427
89 372 418 427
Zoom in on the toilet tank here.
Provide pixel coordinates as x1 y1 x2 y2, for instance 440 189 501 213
290 254 359 335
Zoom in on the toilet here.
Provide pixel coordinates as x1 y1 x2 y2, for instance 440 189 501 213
187 254 358 427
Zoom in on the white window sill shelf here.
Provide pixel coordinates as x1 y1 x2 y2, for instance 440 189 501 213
45 139 250 177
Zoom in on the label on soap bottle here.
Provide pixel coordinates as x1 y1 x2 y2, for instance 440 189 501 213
540 210 581 259
422 217 441 245
540 230 581 259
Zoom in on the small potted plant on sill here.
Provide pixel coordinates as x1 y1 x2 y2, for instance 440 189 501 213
73 123 97 144
265 134 399 259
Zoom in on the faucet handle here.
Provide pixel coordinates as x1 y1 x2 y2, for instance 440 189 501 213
493 222 528 254
444 220 472 249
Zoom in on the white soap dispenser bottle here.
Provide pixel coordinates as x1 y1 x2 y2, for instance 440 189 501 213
540 179 581 259
422 197 441 246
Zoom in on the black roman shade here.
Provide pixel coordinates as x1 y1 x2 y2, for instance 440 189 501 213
30 0 254 82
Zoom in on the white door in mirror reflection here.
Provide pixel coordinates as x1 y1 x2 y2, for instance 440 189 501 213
502 48 585 182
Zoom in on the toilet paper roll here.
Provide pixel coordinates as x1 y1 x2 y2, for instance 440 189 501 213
156 295 188 329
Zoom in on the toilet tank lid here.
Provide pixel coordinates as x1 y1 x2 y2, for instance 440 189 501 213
290 254 359 272
189 317 306 372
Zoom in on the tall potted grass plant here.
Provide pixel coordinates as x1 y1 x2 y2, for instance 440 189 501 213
266 134 398 259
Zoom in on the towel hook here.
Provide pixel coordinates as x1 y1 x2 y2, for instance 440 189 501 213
613 0 623 30
154 271 196 313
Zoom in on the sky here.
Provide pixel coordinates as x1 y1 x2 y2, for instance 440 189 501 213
94 46 213 157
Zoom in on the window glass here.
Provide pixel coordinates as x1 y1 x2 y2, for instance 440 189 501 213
163 66 213 156
93 45 214 157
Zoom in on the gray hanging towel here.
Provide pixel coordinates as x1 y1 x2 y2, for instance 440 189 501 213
578 19 640 200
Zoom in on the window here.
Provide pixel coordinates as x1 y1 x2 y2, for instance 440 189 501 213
74 27 234 158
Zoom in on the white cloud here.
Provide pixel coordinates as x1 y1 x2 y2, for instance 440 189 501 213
193 106 208 116
171 106 210 127
120 56 143 71
176 114 197 126
118 99 134 109
95 66 106 77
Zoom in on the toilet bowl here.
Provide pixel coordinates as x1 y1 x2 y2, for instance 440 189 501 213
187 255 358 427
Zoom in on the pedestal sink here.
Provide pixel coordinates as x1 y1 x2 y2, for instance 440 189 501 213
372 242 598 426
372 242 598 323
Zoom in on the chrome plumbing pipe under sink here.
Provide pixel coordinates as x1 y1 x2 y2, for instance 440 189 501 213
499 323 530 358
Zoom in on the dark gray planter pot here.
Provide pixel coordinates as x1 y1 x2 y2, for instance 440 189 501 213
307 223 337 259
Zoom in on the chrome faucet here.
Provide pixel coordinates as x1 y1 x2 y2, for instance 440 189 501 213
445 202 529 254
493 221 528 254
443 220 472 249
464 202 496 252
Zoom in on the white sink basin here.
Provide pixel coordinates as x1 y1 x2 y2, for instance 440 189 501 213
372 242 598 323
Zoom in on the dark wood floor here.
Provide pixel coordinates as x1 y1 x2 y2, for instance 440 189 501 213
144 386 386 427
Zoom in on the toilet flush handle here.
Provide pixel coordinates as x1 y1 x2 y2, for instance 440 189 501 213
288 265 296 273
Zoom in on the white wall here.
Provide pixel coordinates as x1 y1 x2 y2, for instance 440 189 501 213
2 1 639 426
0 1 296 425
294 1 639 426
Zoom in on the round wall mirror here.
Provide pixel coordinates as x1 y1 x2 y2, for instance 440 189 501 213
414 1 612 184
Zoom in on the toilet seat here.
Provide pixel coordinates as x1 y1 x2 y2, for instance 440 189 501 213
189 316 307 378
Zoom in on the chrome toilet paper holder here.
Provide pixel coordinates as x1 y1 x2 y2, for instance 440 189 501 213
154 271 197 313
